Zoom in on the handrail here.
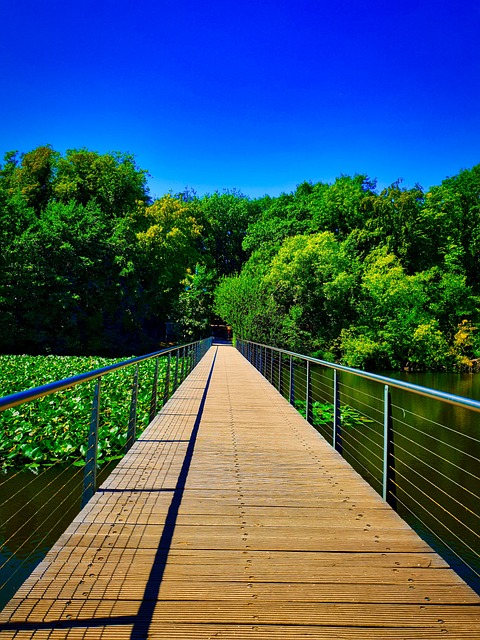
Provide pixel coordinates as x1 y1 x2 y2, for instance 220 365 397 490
0 337 213 608
241 340 480 413
0 341 202 412
237 338 480 593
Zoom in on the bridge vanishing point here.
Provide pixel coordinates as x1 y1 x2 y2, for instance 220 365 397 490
0 344 479 638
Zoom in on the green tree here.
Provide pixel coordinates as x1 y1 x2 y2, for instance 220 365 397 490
214 271 278 344
173 264 217 340
192 190 258 276
134 195 202 330
54 148 150 216
264 233 360 353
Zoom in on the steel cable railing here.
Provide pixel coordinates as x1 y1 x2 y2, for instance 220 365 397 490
0 337 212 609
237 339 480 594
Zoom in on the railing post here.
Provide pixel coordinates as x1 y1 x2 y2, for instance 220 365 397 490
173 349 179 391
306 360 312 424
185 345 190 375
383 384 396 508
289 355 295 405
163 353 171 405
333 369 342 454
259 345 263 375
126 365 139 453
270 348 274 384
149 357 159 424
278 352 283 394
81 379 101 509
180 346 186 382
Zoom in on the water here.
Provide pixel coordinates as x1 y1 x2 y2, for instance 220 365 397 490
0 462 117 611
303 366 480 593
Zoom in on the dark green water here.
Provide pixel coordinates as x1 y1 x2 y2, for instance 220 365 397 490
302 367 480 593
0 462 116 611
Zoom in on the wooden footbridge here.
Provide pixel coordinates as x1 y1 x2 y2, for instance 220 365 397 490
1 344 479 638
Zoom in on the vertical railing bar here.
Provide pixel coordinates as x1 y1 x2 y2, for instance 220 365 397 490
81 378 101 509
383 384 396 508
278 352 282 394
180 346 185 383
289 355 294 405
333 369 342 454
163 353 171 406
126 364 139 453
149 357 159 424
173 349 179 391
306 360 312 424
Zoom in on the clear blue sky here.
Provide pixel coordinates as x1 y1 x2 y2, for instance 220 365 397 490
1 0 479 199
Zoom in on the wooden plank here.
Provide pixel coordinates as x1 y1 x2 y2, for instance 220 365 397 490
0 344 479 639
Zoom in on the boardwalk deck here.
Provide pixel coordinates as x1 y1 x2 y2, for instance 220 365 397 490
1 344 479 638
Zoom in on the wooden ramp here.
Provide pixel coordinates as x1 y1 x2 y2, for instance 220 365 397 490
1 345 479 638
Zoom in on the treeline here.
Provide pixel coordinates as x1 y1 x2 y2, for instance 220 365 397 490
0 146 258 355
1 145 479 370
215 173 480 371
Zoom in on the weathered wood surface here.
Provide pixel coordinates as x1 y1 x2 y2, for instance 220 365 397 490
1 344 479 638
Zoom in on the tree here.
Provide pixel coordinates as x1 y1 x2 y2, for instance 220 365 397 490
192 190 258 276
173 264 217 340
264 232 361 353
5 146 58 214
134 195 201 330
54 148 150 216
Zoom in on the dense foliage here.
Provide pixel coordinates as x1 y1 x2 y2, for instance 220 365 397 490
2 145 479 370
215 173 480 371
0 355 162 471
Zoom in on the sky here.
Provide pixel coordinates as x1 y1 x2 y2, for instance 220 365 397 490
1 0 479 199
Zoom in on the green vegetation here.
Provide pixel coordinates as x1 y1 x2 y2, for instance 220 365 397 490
215 174 480 371
295 400 374 431
0 355 162 471
1 145 480 371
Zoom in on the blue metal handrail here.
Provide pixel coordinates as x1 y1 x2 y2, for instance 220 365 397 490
0 340 211 412
237 340 480 413
237 339 480 593
0 338 213 502
0 337 213 609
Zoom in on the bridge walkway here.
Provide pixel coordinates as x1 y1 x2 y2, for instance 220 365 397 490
1 344 479 638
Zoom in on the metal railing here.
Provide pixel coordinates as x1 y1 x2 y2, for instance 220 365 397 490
0 337 212 608
237 339 480 593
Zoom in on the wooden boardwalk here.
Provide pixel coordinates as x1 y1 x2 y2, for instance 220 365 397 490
1 344 479 638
